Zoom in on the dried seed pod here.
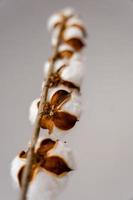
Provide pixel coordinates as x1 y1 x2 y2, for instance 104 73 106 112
47 87 81 118
40 90 78 133
29 90 80 133
11 137 75 200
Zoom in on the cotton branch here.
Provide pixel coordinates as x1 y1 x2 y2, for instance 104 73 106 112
19 17 66 200
11 8 87 200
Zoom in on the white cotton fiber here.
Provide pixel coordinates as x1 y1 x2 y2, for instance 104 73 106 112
28 139 74 200
58 44 74 53
63 26 84 40
43 61 51 80
29 98 40 124
66 16 84 28
48 13 63 31
11 155 26 187
61 60 84 86
61 91 81 119
27 169 68 200
61 7 75 18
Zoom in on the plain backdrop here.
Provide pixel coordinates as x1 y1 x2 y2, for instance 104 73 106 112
0 0 133 199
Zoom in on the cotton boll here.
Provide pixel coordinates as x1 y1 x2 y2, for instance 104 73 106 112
62 92 81 119
29 98 40 124
47 8 75 32
11 155 26 187
27 170 68 200
28 139 73 200
61 7 75 18
11 138 73 199
61 60 84 86
47 88 81 119
66 16 84 28
48 13 63 31
48 140 76 170
63 26 84 41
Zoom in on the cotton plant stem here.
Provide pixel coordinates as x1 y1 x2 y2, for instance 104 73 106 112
20 17 66 200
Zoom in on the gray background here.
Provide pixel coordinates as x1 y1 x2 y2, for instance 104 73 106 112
0 0 133 199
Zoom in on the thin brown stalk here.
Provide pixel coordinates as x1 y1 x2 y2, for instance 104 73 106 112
20 17 66 200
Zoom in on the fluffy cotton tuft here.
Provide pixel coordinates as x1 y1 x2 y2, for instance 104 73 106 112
61 60 84 86
47 7 75 31
27 168 68 200
70 52 82 61
43 61 51 79
11 155 26 187
48 13 63 31
29 98 40 124
58 44 75 53
66 16 84 27
61 7 75 18
62 91 81 119
63 26 84 41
